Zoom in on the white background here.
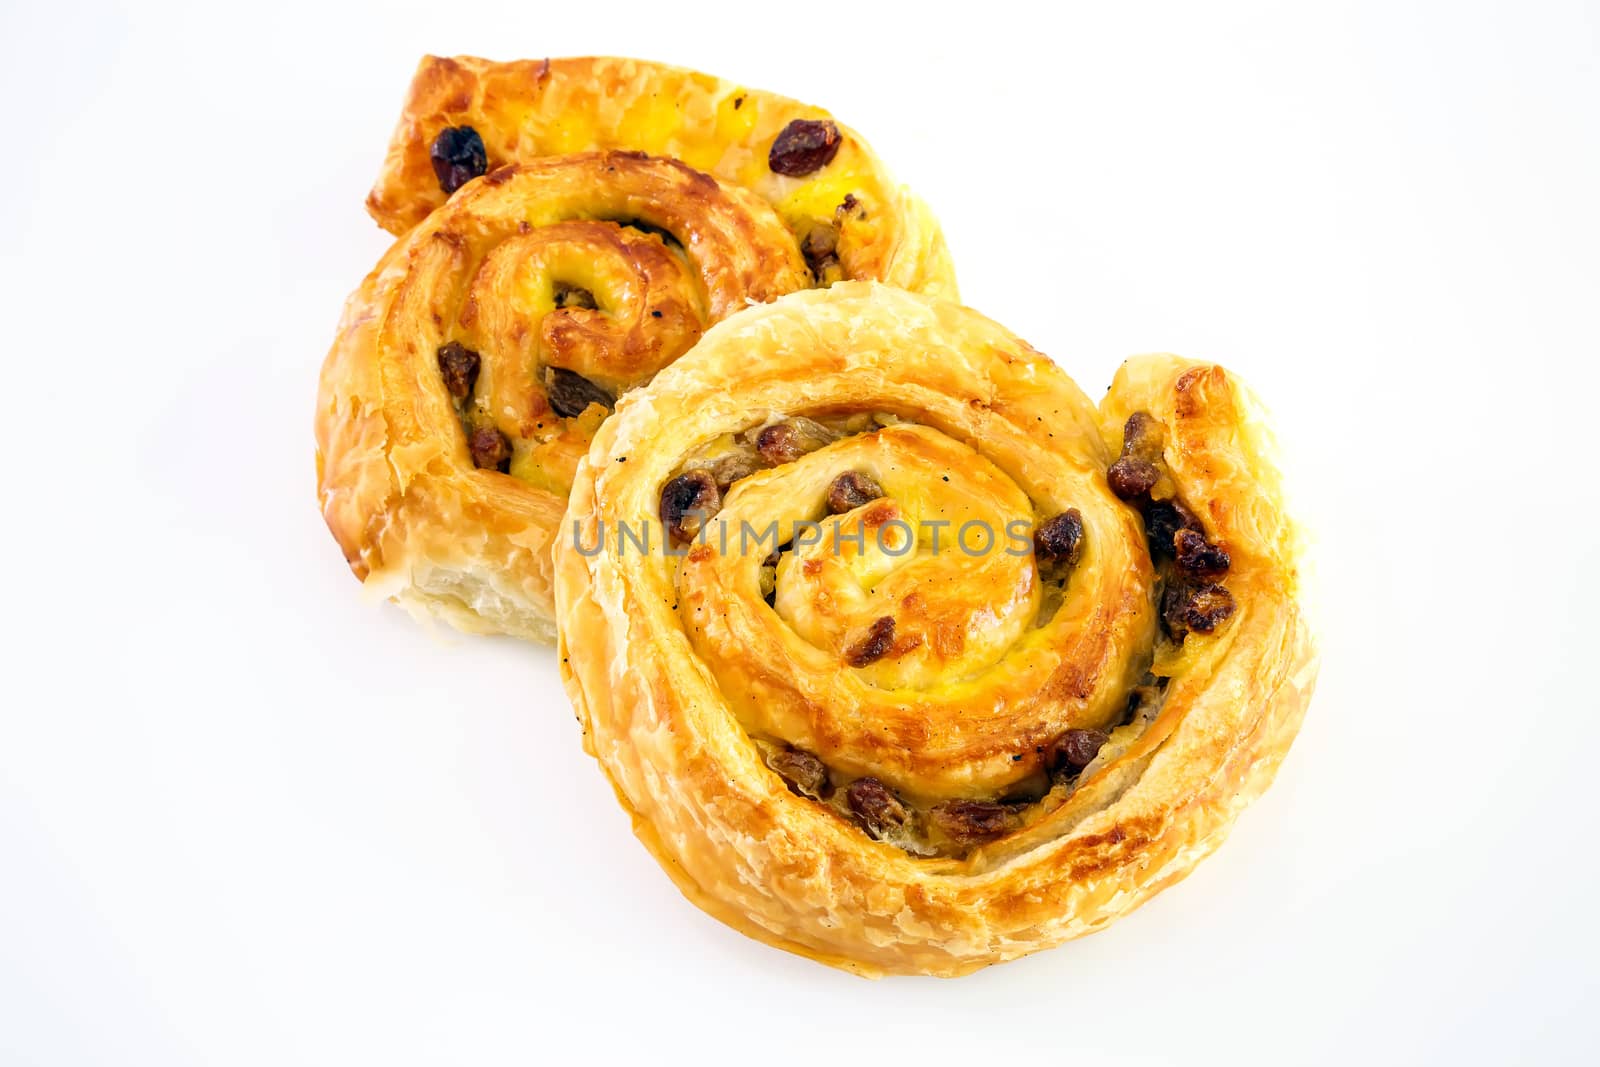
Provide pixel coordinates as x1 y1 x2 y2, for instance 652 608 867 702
2 1 1595 1063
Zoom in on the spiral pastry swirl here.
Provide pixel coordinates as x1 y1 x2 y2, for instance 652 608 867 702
555 284 1318 976
367 55 955 296
316 152 811 641
318 56 956 640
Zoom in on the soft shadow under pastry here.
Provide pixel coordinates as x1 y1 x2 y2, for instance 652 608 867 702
554 283 1318 976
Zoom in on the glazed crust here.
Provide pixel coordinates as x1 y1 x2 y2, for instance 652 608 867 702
318 57 956 640
553 284 1318 976
367 55 956 297
319 152 819 640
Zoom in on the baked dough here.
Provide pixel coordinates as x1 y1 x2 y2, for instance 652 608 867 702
367 55 955 297
554 283 1318 976
317 58 956 642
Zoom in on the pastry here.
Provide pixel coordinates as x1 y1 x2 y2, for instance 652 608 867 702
366 56 955 297
317 57 956 641
367 56 955 297
554 283 1318 976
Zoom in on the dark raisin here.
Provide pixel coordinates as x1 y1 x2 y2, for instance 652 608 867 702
825 471 883 514
545 368 615 418
800 220 840 280
1162 581 1237 638
710 450 764 490
436 341 480 401
1108 411 1167 500
468 426 511 471
1048 728 1110 772
1122 411 1165 462
928 800 1022 845
755 417 835 464
768 119 842 176
659 470 721 544
1143 499 1200 559
1107 457 1160 500
845 777 908 836
429 126 488 194
1173 528 1231 578
802 221 838 260
756 424 800 463
770 747 829 797
1033 509 1085 568
845 616 896 667
554 284 597 310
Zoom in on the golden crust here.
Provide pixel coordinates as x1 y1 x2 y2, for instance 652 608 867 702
553 283 1318 976
318 57 957 640
367 55 956 297
319 152 815 639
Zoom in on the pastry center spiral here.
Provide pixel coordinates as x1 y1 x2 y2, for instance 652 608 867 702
673 416 1153 802
728 426 1039 686
466 219 702 400
413 151 809 494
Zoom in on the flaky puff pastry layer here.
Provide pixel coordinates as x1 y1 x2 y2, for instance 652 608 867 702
367 55 956 297
554 284 1318 976
317 153 811 642
320 57 956 641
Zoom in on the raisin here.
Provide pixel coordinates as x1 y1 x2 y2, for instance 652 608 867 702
545 367 615 418
710 450 764 490
769 119 842 176
1162 581 1237 638
802 221 838 259
429 126 487 194
1108 412 1167 500
553 284 597 310
436 341 480 401
845 616 896 667
826 471 883 514
1107 457 1160 500
755 417 835 464
1033 509 1085 568
800 220 840 280
1143 499 1200 559
770 747 829 797
1121 411 1165 462
845 777 908 837
1173 528 1231 578
468 426 511 471
928 800 1022 845
659 470 721 544
1047 728 1110 773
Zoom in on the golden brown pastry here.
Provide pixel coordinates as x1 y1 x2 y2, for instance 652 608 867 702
554 283 1318 976
317 58 956 641
367 55 955 297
